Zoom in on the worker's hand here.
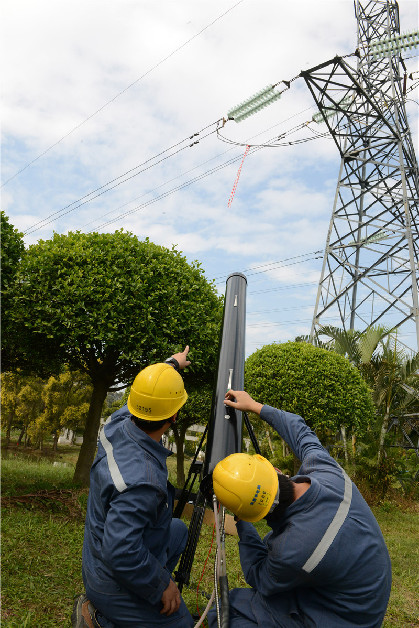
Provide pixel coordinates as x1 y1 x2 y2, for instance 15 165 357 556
160 578 181 616
224 390 263 415
171 345 191 370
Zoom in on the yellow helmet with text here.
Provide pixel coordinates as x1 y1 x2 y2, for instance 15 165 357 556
127 363 188 421
212 453 278 522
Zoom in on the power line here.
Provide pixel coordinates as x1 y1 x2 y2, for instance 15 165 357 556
250 281 318 295
213 251 323 283
23 99 319 236
217 120 331 148
88 111 332 233
79 106 317 232
1 0 248 189
23 123 220 235
90 147 260 232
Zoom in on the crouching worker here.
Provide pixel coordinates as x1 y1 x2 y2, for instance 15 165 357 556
72 347 194 628
208 390 391 628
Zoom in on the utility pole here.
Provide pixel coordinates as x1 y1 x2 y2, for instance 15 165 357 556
303 0 419 351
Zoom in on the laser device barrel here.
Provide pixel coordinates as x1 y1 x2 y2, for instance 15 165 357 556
203 272 247 477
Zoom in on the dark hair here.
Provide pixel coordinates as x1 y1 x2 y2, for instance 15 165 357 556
131 415 172 434
265 474 295 524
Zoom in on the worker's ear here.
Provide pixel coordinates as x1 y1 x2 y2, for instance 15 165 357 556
169 412 178 425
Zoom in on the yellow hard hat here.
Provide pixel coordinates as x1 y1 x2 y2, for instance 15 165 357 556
127 363 188 421
213 453 278 522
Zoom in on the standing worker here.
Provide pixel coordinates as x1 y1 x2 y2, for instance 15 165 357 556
72 347 194 628
209 389 391 628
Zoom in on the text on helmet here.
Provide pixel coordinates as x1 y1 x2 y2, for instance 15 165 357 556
136 405 152 414
250 484 262 505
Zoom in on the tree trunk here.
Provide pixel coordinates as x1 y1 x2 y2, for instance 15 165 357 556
266 430 274 456
5 417 12 448
172 425 187 487
17 426 25 446
377 408 390 467
351 434 357 471
73 379 109 487
52 431 59 451
352 434 356 456
341 425 349 465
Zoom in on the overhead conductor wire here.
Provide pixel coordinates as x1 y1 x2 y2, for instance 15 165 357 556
24 106 315 236
21 62 338 236
23 122 221 235
2 0 249 188
82 106 318 232
22 51 369 236
87 111 330 232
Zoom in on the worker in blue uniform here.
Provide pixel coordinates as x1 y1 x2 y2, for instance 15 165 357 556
209 389 391 628
72 347 195 628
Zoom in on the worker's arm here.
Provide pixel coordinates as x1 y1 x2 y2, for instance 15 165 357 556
101 484 174 607
235 520 307 593
225 390 330 464
165 345 191 370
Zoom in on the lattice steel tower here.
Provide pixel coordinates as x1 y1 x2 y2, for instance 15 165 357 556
304 0 419 351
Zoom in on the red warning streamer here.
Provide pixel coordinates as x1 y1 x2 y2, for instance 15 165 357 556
227 144 250 207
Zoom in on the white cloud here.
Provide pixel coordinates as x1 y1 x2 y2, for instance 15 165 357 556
2 0 418 353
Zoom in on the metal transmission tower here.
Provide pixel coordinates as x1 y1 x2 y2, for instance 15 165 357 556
303 0 419 351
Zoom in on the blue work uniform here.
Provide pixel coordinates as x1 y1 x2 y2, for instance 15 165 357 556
82 405 194 627
210 406 391 628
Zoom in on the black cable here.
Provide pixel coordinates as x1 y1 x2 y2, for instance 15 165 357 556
175 492 207 592
88 109 338 231
24 100 323 235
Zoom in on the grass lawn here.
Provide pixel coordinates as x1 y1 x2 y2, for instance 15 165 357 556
1 446 418 627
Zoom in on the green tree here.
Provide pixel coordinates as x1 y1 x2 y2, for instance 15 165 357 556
317 325 419 467
9 231 222 485
245 342 375 456
1 371 46 447
40 368 92 450
1 212 25 371
314 324 391 461
102 390 125 419
1 371 22 446
315 324 390 367
365 338 419 466
15 376 45 448
171 382 213 486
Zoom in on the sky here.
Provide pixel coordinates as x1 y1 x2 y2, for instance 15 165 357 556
2 0 418 357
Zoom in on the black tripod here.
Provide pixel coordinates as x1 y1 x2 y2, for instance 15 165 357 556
174 411 261 593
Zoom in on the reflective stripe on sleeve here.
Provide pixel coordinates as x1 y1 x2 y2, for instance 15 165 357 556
302 470 352 573
99 428 128 493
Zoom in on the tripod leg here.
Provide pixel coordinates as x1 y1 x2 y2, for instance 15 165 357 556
243 411 261 455
175 491 207 592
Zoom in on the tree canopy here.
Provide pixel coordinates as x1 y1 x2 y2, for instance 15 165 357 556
245 341 375 437
9 230 223 485
1 212 25 371
314 325 419 465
